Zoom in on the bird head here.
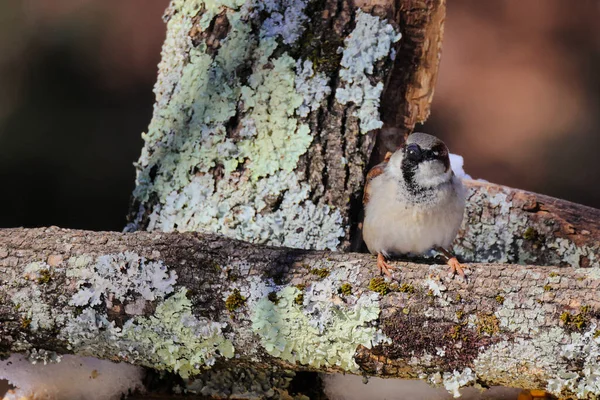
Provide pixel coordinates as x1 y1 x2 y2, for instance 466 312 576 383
387 132 452 193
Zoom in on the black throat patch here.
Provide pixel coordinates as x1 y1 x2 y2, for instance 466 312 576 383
401 156 430 199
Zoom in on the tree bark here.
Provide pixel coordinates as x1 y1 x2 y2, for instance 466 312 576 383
2 181 600 398
127 0 445 252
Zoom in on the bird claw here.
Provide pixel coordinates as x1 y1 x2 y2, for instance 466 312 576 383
377 253 395 278
447 257 467 279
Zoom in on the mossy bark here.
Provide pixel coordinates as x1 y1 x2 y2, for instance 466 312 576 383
127 0 446 252
2 181 600 398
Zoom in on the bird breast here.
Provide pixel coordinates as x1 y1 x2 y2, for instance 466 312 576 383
363 174 466 256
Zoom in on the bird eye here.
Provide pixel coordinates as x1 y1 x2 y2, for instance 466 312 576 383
406 144 422 161
432 150 439 157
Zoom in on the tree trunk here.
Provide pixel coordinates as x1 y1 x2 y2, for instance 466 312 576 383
2 180 600 399
126 0 444 252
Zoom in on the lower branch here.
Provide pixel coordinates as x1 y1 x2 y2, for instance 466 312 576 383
1 223 600 398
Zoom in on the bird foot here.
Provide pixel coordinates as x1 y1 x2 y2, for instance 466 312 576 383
517 389 552 400
447 257 466 278
377 253 395 278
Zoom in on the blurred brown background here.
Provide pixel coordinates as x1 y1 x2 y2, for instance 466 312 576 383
1 0 599 232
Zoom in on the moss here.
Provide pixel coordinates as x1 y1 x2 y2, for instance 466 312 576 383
21 317 31 330
37 269 52 284
560 306 591 331
225 289 246 312
227 273 239 282
310 268 330 279
427 290 434 297
402 308 410 315
543 285 552 292
594 330 600 339
268 291 279 305
495 295 505 304
338 283 352 296
523 227 538 241
456 311 464 320
294 293 304 306
295 283 306 291
549 272 558 278
368 277 389 296
476 314 500 336
455 293 462 302
448 325 462 340
398 283 415 294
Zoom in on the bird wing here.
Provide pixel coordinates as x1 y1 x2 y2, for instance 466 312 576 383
363 152 392 206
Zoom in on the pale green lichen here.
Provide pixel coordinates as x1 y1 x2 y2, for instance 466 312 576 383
58 252 234 378
251 286 384 371
335 9 401 133
238 40 312 180
129 0 344 251
249 260 388 371
121 289 234 378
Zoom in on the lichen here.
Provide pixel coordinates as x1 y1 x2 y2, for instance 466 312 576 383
250 261 388 371
295 59 331 117
440 368 477 398
335 9 401 133
121 289 234 378
455 186 600 269
47 252 235 378
68 252 176 307
251 286 386 371
11 262 60 331
131 0 344 252
27 349 62 365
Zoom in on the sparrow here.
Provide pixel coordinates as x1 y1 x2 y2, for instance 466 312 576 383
362 132 467 278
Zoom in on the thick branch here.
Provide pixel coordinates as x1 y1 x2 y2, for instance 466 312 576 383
2 183 600 398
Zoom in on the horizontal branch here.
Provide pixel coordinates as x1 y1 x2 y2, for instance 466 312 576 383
1 205 600 398
459 180 600 270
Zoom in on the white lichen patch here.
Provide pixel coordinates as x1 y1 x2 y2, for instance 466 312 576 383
28 348 62 365
455 185 600 269
68 251 176 307
442 368 477 398
131 0 345 251
474 326 600 398
250 261 388 371
11 262 61 331
257 0 309 44
296 59 331 118
147 171 344 251
57 252 234 378
335 9 401 133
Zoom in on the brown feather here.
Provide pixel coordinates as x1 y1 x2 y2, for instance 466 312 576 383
363 152 392 206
